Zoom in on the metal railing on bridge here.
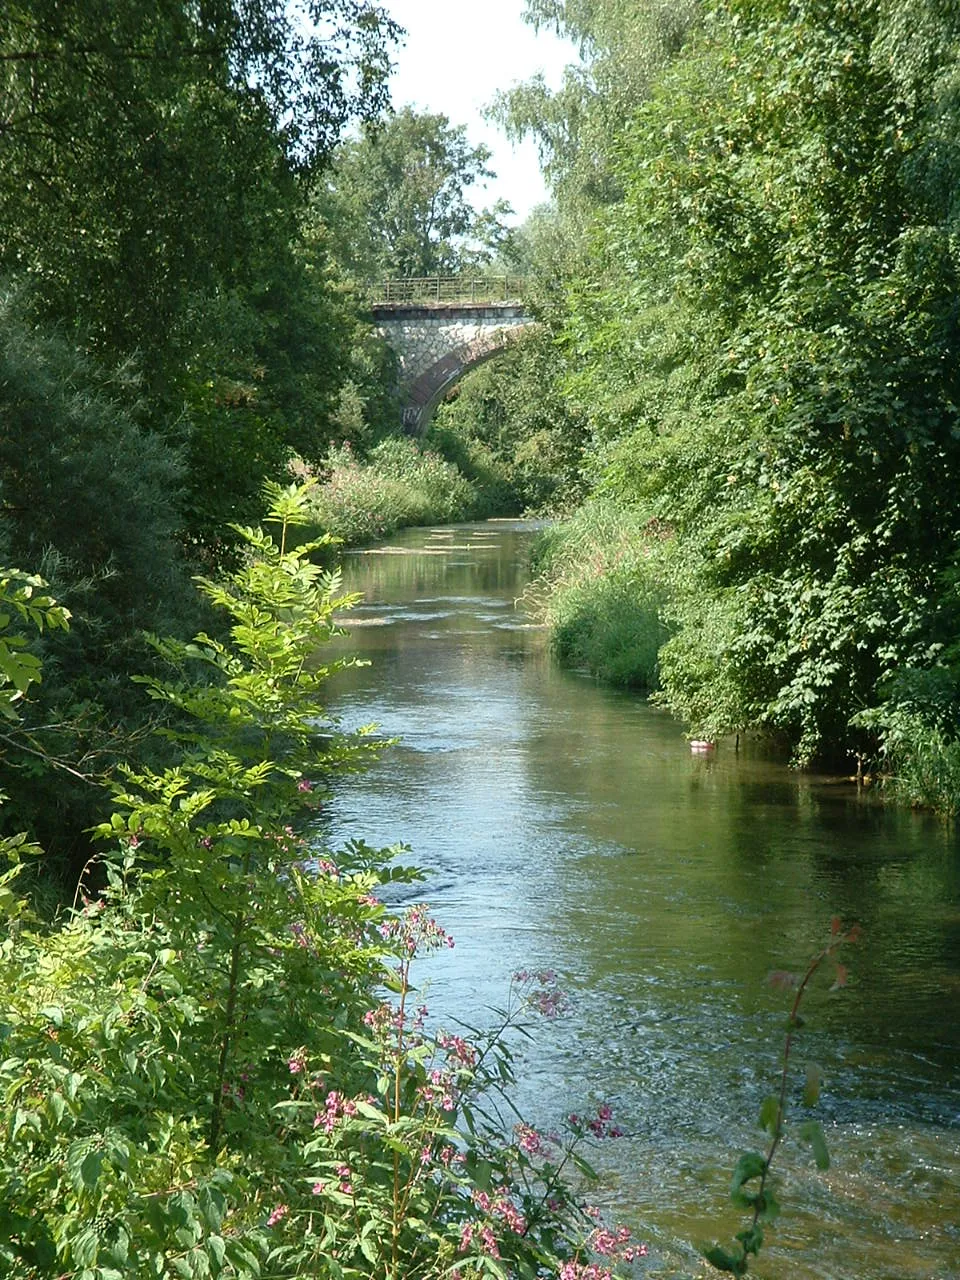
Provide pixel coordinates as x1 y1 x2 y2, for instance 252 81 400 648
366 275 528 305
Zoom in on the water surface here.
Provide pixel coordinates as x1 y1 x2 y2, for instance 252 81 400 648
325 521 960 1280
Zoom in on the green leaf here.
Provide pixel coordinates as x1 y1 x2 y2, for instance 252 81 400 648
80 1149 103 1190
207 1235 226 1270
71 1226 100 1267
730 1151 766 1202
802 1063 821 1108
46 1091 67 1126
703 1244 747 1275
798 1120 830 1170
758 1094 780 1136
570 1151 600 1180
735 1224 764 1255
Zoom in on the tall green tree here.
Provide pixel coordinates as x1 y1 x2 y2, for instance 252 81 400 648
0 1 402 873
493 0 700 213
0 0 398 359
560 0 960 762
317 106 512 279
0 0 400 552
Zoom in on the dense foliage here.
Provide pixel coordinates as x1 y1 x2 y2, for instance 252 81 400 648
429 326 588 514
0 0 402 875
507 0 960 792
0 0 398 550
296 437 485 545
0 489 641 1280
317 107 513 279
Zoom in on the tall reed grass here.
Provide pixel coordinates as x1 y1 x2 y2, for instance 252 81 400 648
876 710 960 819
297 438 479 546
526 501 672 689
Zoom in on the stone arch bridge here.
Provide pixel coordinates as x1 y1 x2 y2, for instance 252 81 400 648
368 277 535 433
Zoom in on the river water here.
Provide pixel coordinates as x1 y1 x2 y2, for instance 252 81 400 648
324 520 960 1280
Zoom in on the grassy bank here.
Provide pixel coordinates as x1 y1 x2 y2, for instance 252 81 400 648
527 501 671 689
295 436 514 547
535 504 960 818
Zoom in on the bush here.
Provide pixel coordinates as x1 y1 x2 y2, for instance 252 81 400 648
298 438 480 545
0 486 642 1279
0 289 197 879
527 501 671 689
429 328 589 514
425 421 521 516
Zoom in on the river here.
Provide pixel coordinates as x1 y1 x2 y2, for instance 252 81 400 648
324 520 960 1280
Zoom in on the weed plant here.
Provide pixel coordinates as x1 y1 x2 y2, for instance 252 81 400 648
0 485 646 1279
297 438 480 546
526 501 671 689
868 709 960 818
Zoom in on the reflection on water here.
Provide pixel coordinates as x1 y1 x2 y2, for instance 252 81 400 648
324 521 960 1280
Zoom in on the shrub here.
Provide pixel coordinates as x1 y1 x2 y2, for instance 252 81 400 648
298 438 480 545
527 501 671 689
0 485 642 1279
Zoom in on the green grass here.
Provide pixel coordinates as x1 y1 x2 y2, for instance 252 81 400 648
297 438 480 546
878 711 960 819
526 501 672 689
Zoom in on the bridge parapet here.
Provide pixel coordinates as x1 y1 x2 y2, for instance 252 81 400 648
366 275 527 306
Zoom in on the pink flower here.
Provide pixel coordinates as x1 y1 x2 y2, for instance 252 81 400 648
514 1122 543 1155
267 1204 288 1227
479 1226 500 1258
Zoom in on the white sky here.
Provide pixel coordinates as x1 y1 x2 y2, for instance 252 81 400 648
383 0 578 223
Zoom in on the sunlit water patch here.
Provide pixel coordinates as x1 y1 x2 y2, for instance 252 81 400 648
322 520 960 1280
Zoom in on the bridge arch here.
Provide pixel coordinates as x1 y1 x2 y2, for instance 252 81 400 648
369 289 536 434
399 325 531 432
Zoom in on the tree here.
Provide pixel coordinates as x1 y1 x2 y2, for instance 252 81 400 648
492 0 700 213
0 289 198 877
316 107 512 279
0 0 401 556
0 0 399 355
552 0 960 762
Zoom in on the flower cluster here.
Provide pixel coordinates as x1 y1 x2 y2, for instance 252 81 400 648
514 1122 552 1157
266 1203 288 1228
471 1189 527 1236
459 1220 501 1258
512 967 568 1017
417 1066 457 1112
589 1224 647 1262
313 1089 358 1134
379 903 455 955
437 1030 476 1070
567 1103 625 1139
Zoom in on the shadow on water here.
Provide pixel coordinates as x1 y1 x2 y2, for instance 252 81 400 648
323 521 960 1280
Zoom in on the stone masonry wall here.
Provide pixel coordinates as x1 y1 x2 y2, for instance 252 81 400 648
373 306 530 387
371 303 534 431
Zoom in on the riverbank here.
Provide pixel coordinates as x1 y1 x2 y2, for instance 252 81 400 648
294 434 520 550
529 501 960 818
